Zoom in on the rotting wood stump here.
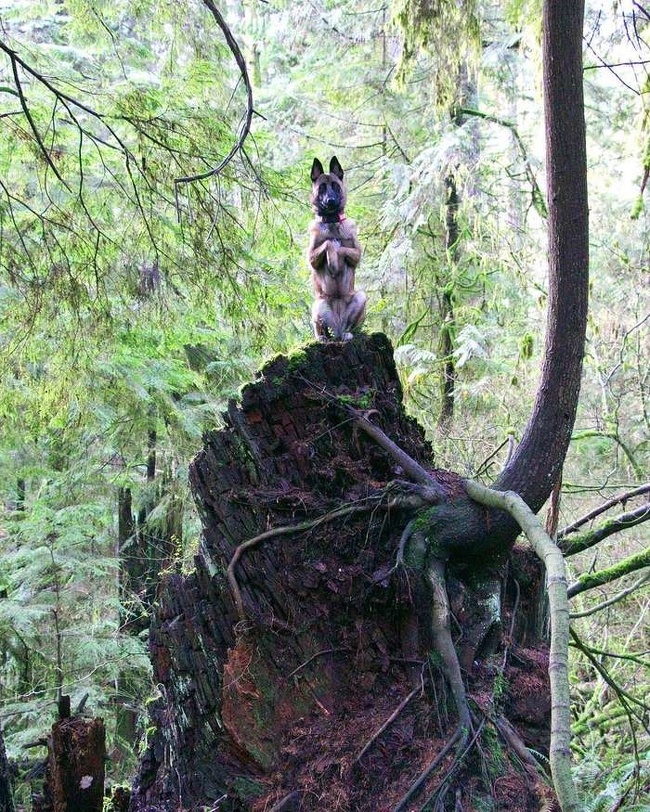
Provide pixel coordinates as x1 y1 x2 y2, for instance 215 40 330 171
0 726 13 812
34 716 105 812
129 333 553 812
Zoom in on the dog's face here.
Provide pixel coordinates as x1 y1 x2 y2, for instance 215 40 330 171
310 156 346 217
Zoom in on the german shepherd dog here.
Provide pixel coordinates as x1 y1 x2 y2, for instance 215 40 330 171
308 156 366 341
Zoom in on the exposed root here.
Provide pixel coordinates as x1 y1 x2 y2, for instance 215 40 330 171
417 717 487 812
352 412 445 493
390 724 468 812
426 558 471 733
353 683 422 764
493 716 557 809
286 648 350 679
227 500 379 619
227 487 440 620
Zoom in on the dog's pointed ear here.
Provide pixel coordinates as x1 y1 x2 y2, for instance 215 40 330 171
329 156 344 180
311 158 325 183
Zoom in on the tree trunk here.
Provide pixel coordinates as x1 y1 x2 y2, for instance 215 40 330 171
436 173 458 433
496 0 589 508
0 725 14 812
129 334 555 812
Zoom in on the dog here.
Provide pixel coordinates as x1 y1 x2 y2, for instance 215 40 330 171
308 156 366 341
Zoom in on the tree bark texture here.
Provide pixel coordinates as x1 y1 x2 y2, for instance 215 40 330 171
34 717 105 812
497 0 589 509
0 726 14 812
129 334 554 812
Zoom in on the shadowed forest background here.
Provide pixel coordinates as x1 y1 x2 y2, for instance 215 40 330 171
0 0 648 809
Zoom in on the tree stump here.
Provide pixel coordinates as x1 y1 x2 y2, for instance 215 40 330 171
129 333 553 812
34 716 105 812
0 726 14 812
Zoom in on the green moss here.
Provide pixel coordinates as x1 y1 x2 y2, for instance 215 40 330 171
231 776 266 802
493 672 509 704
481 725 505 779
287 348 308 371
336 390 375 409
574 545 650 592
412 506 439 532
406 508 445 563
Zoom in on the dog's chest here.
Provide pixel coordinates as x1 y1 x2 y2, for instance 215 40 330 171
317 221 352 244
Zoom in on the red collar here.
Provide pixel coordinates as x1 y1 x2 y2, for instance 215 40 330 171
321 213 346 223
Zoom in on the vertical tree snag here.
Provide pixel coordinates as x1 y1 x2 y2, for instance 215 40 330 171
35 717 106 812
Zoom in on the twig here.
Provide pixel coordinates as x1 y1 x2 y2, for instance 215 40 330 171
286 647 349 679
558 483 650 536
391 725 466 812
354 684 421 764
373 518 416 583
417 717 486 811
7 51 70 190
352 412 446 496
560 502 650 556
174 0 253 186
474 436 512 479
570 627 650 723
569 570 650 618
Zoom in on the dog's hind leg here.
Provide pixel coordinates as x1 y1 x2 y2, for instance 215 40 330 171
312 297 342 340
340 290 367 340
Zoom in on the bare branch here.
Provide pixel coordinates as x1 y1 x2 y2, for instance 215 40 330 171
570 627 650 721
5 47 70 190
174 0 254 187
559 483 650 537
0 37 138 160
570 571 650 619
353 412 446 494
560 502 650 556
